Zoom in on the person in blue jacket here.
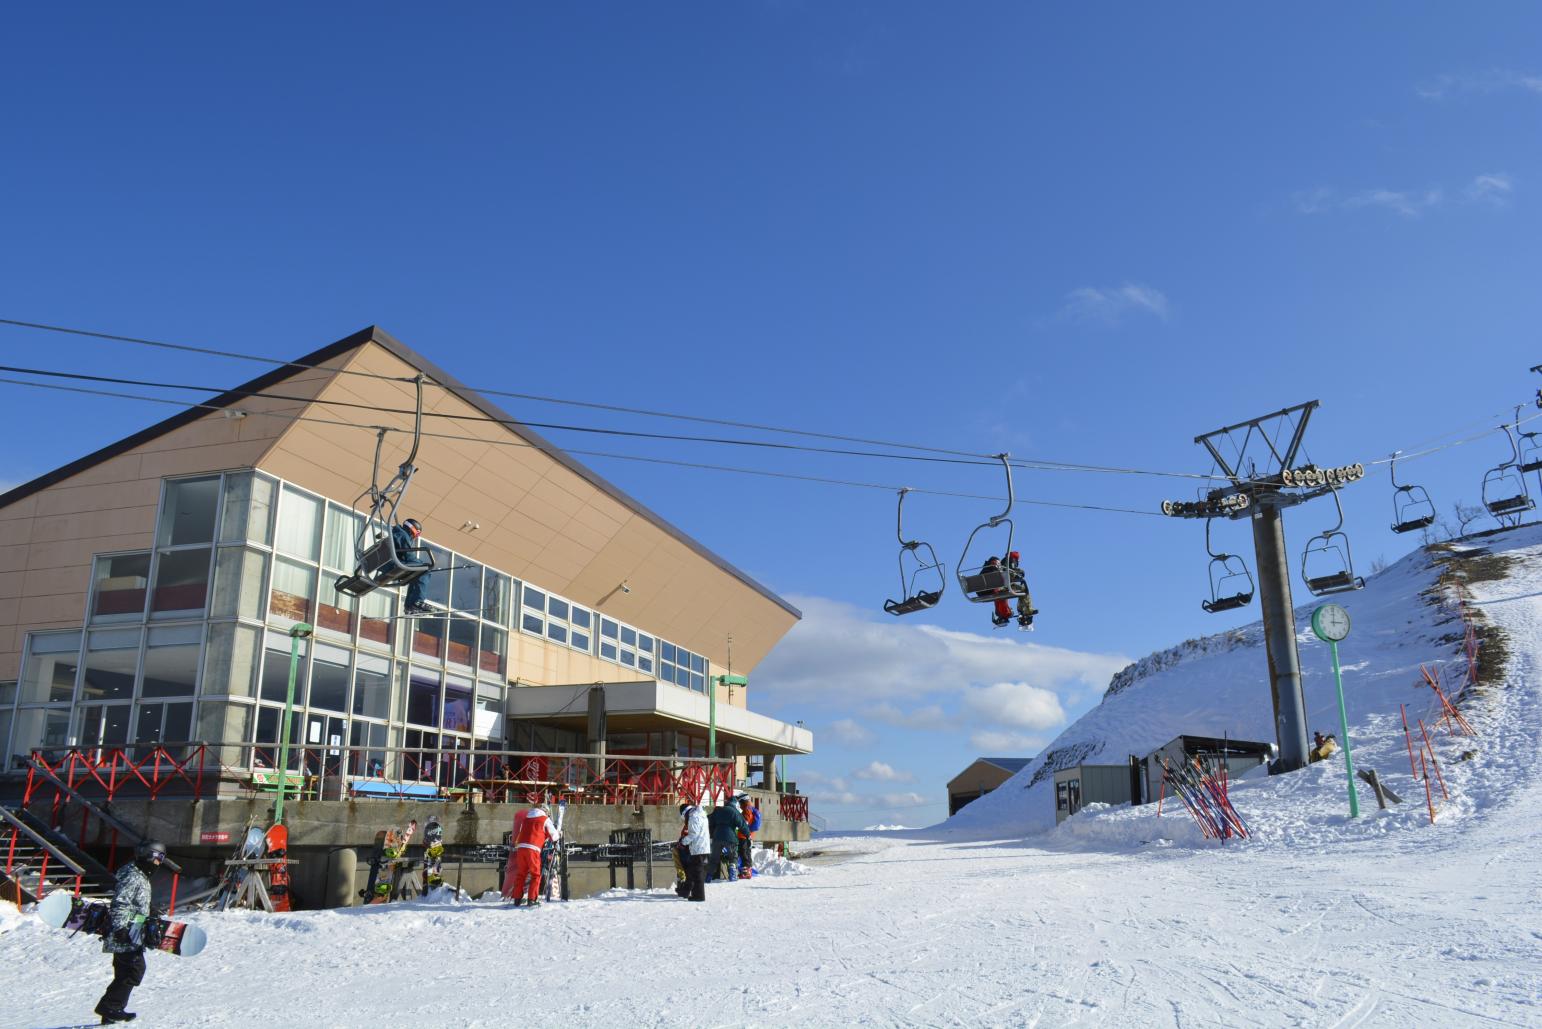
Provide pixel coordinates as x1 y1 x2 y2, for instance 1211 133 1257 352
392 518 433 615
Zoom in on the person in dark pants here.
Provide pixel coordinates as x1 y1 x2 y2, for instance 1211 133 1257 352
96 839 166 1024
393 518 433 614
706 795 749 880
678 803 710 902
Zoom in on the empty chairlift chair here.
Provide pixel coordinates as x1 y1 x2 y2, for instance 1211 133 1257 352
334 376 438 598
1480 423 1535 524
882 488 946 616
1301 489 1365 597
1388 452 1436 535
1201 517 1254 614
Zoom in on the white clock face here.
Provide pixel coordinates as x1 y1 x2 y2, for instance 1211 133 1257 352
1314 604 1350 642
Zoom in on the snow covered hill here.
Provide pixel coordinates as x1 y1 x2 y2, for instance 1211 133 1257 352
944 525 1534 843
4 527 1541 1027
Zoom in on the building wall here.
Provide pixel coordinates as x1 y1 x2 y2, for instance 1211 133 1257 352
0 359 343 679
946 761 1017 815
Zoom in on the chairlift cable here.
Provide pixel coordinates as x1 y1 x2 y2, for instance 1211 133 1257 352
0 376 1166 516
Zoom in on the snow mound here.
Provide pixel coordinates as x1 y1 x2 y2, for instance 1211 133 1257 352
751 847 810 876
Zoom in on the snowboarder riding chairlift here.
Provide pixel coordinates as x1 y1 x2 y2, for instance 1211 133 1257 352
983 552 1037 631
395 518 433 615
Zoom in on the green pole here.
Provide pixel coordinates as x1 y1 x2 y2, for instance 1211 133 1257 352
708 676 717 760
1330 639 1359 818
272 623 312 825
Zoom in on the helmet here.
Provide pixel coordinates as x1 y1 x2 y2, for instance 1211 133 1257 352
1009 551 1020 560
135 839 168 865
403 518 422 535
678 803 691 815
738 795 752 806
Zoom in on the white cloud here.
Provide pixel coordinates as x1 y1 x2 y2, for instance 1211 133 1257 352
879 792 930 809
863 701 950 729
1059 283 1170 326
970 729 1049 754
852 761 913 783
1465 173 1513 206
1418 70 1542 100
960 681 1066 731
1297 186 1443 218
825 718 876 747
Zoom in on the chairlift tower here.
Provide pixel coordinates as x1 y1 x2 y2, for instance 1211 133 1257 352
1160 401 1365 773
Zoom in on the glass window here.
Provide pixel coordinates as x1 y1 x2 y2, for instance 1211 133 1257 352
259 634 309 704
349 719 390 778
315 583 357 641
150 548 211 618
404 667 440 728
620 626 637 647
601 618 619 641
620 649 636 668
478 626 507 678
157 477 219 547
448 617 478 668
78 704 131 749
253 704 302 770
548 597 569 621
661 642 676 664
220 472 275 546
309 644 350 713
443 675 473 734
521 610 543 635
545 621 568 645
411 611 446 662
141 625 201 698
599 640 618 662
269 557 317 626
322 505 363 573
135 701 193 746
352 654 391 721
210 547 268 620
275 486 322 561
358 590 396 650
482 572 512 626
202 623 260 698
638 634 654 654
19 632 81 704
80 629 140 702
90 553 151 622
12 707 72 760
452 561 482 617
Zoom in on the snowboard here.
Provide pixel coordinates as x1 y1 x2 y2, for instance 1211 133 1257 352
423 819 444 890
208 825 268 911
362 820 418 904
36 890 208 958
265 824 292 912
360 829 388 904
540 801 567 902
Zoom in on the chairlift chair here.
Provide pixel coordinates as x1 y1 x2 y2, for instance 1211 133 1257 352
1388 452 1436 535
334 376 438 598
1301 489 1365 597
956 454 1031 604
1201 517 1254 614
1480 423 1535 523
883 488 947 616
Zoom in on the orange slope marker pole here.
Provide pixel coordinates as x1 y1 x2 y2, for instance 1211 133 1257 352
1418 719 1450 802
1400 704 1421 779
1421 665 1454 734
1157 758 1167 816
1419 750 1436 825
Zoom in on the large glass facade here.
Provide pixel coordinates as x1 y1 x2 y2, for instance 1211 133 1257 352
0 468 725 772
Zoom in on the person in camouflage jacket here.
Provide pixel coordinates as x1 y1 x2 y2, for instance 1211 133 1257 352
95 839 166 1023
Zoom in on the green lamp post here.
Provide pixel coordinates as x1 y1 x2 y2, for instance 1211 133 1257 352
710 674 748 760
272 622 313 825
1310 603 1358 818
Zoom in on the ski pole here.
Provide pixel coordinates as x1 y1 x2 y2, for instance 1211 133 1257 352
1418 750 1435 825
1417 720 1449 802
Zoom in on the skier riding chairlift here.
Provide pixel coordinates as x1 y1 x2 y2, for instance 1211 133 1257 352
957 454 1037 629
334 375 438 600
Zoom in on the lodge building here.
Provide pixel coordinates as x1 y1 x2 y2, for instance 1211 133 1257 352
0 326 813 904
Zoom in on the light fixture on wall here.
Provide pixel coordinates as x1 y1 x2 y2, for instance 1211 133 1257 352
460 520 481 532
620 580 632 594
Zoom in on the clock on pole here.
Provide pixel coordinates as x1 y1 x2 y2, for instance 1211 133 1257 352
1312 603 1358 816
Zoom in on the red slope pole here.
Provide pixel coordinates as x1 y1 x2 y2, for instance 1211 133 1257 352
1400 704 1420 779
1418 750 1436 825
1418 720 1449 802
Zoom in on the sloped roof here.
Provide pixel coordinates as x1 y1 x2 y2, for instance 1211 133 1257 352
980 757 1031 773
0 325 799 619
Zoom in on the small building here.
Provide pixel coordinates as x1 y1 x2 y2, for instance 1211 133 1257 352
947 756 1029 815
1053 763 1137 823
1138 735 1272 806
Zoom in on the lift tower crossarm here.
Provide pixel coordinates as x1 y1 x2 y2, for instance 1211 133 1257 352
1195 400 1318 486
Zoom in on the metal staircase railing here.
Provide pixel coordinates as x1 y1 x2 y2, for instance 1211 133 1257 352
0 803 95 903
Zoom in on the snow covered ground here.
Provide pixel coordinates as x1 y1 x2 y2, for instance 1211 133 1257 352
5 529 1542 1027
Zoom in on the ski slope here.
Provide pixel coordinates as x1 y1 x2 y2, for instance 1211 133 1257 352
4 529 1542 1027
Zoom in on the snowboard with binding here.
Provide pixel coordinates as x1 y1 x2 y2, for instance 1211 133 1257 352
423 818 444 890
36 889 208 957
265 823 292 912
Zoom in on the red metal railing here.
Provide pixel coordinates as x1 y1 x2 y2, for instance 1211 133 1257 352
779 794 809 822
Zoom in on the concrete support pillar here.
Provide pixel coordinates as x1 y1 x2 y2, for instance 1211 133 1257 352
1251 501 1310 773
326 847 357 908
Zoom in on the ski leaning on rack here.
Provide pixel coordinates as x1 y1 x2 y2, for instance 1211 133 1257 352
207 825 268 910
541 801 567 902
36 890 208 958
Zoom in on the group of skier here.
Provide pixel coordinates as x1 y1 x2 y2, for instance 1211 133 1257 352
673 793 761 902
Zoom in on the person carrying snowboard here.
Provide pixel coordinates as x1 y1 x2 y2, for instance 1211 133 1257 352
502 803 554 906
677 802 709 902
95 839 166 1024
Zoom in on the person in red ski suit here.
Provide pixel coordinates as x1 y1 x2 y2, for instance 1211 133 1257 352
501 804 556 906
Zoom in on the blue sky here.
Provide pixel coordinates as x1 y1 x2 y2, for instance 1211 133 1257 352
3 4 1541 827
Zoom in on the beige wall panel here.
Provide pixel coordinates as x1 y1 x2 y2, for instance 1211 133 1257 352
556 518 615 557
0 651 18 681
0 495 40 522
494 514 555 553
0 570 24 600
24 535 147 572
30 506 159 545
534 536 598 578
49 456 147 490
948 763 1015 797
22 564 90 598
35 479 162 520
138 442 271 481
0 546 27 575
0 595 19 627
26 593 88 625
